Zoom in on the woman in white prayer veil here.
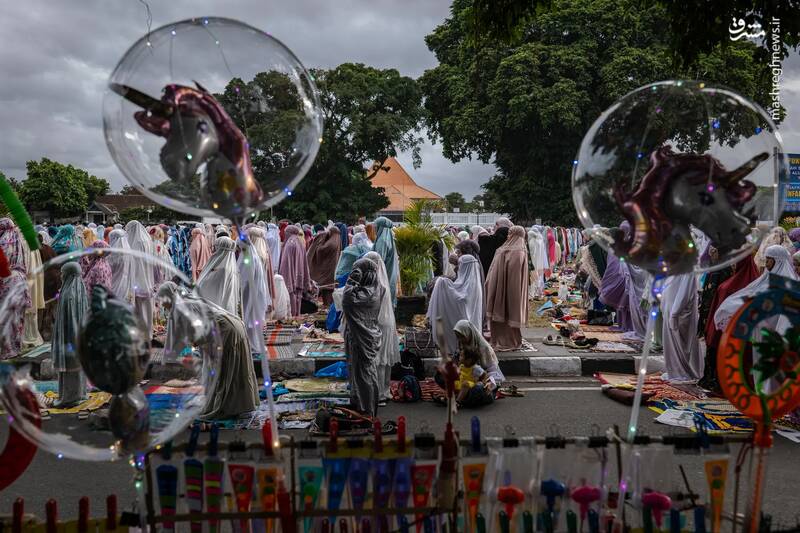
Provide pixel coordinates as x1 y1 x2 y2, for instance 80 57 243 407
271 274 291 321
364 251 401 401
238 236 270 355
426 254 484 355
124 220 155 339
352 227 373 249
266 223 282 270
108 228 133 303
247 226 276 303
196 236 241 316
527 227 546 299
661 273 704 382
715 245 798 335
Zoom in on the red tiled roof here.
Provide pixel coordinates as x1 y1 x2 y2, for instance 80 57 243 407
369 157 441 211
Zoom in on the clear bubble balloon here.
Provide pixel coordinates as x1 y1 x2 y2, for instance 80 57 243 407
572 80 787 276
0 247 220 461
102 17 323 219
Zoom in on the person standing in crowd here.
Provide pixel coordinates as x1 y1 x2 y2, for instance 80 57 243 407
372 217 398 306
485 226 529 351
51 224 81 254
364 251 400 404
37 230 60 340
79 240 112 298
341 257 383 417
196 236 241 316
51 262 88 407
699 254 759 392
125 220 156 340
660 272 702 382
478 219 511 276
107 228 133 303
278 225 311 317
427 254 484 354
0 218 31 359
265 222 282 269
189 226 212 282
307 225 342 306
247 226 276 306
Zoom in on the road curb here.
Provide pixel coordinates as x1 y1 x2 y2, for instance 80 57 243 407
529 356 582 377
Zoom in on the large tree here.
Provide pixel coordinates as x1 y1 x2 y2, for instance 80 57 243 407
217 63 426 222
421 0 777 225
465 0 799 67
444 192 466 211
18 158 109 220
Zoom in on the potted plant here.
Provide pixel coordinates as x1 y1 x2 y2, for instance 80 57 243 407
393 200 443 325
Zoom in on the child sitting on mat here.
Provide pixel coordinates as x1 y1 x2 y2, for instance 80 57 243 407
455 351 494 408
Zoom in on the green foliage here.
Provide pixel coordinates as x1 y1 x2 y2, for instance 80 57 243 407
118 205 190 225
119 184 140 195
217 63 426 223
421 0 776 225
18 158 110 220
394 200 441 295
465 0 800 67
444 192 466 211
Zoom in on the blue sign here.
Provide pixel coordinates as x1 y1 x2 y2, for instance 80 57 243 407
783 153 800 213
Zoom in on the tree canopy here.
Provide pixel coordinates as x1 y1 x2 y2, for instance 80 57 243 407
18 158 109 221
466 0 799 67
421 0 777 225
444 192 466 211
218 63 426 223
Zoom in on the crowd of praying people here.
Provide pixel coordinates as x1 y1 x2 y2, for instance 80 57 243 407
2 214 799 423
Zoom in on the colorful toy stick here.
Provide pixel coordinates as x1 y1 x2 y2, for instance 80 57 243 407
299 464 324 533
641 491 672 530
497 483 525 523
587 509 600 533
204 425 225 533
717 276 800 533
704 459 728 533
257 468 279 533
228 464 255 533
540 478 566 526
78 496 89 533
156 446 179 533
0 174 37 250
349 457 371 526
394 454 413 529
184 425 204 533
0 376 40 492
476 513 486 533
411 464 437 533
566 510 577 533
277 476 296 533
499 511 510 533
463 463 487 532
572 483 602 521
372 421 393 533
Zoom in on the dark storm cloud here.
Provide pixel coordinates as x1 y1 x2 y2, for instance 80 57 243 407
0 0 495 196
2 2 797 204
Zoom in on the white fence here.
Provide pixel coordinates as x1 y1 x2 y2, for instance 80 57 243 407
428 212 509 227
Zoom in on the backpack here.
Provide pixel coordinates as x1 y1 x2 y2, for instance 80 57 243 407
392 350 425 380
396 375 421 403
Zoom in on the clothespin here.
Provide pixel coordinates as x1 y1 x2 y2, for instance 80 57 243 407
186 424 200 458
397 416 406 453
46 499 58 533
262 418 274 457
374 419 383 453
105 495 118 533
78 497 89 533
471 416 481 453
12 498 23 533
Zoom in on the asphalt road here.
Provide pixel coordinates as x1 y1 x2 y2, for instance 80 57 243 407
2 378 799 529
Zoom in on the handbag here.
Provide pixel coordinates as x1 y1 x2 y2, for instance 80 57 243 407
403 327 438 358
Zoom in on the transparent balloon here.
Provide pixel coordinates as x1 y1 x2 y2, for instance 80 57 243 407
572 80 787 276
102 17 323 219
0 247 220 461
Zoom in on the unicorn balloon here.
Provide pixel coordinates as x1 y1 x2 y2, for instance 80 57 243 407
110 82 264 218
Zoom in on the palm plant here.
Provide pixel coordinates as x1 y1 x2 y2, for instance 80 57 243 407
394 199 441 296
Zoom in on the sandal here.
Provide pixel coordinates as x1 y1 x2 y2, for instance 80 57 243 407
543 334 563 346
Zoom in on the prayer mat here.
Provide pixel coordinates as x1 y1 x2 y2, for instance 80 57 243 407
263 322 296 346
37 391 111 414
143 384 204 432
264 344 297 360
569 341 637 353
282 378 350 393
389 378 445 403
649 398 754 433
595 372 702 403
298 342 347 358
277 392 350 402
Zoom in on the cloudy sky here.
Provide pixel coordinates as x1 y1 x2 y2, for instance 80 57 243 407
1 1 799 201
